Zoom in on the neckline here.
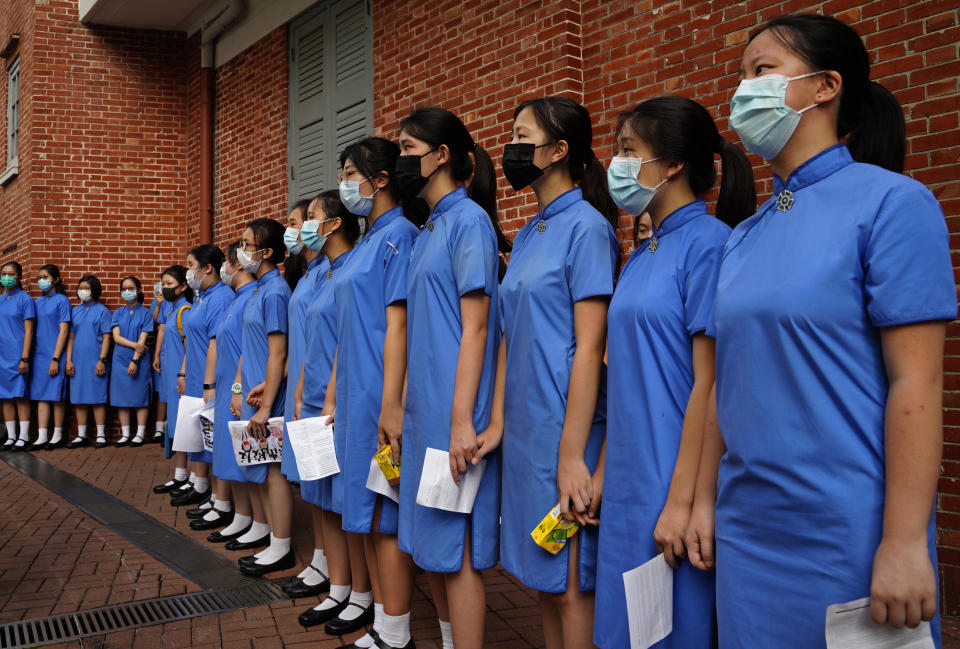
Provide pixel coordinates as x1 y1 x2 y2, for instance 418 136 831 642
366 206 404 236
538 187 582 222
651 200 706 238
773 143 853 195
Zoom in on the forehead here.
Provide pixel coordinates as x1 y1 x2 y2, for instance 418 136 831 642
513 106 540 130
242 227 255 241
121 278 137 286
742 28 794 66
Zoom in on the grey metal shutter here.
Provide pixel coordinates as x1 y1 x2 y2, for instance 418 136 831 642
288 0 373 204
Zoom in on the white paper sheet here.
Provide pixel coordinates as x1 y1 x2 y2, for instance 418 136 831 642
623 553 673 649
415 447 485 514
365 454 399 503
228 417 284 465
286 417 340 481
825 597 935 649
198 401 215 452
171 395 206 452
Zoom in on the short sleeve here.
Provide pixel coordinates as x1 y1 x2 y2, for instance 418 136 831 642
58 297 71 324
262 291 289 335
383 226 415 307
682 227 729 337
565 218 618 303
451 211 496 297
99 308 113 334
205 294 228 339
69 307 78 333
864 183 956 327
110 309 122 329
141 308 155 334
157 304 168 325
20 295 36 320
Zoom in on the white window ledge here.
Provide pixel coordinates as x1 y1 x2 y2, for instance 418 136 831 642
0 159 18 186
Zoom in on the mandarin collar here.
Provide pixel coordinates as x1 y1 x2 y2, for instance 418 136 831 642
773 143 853 195
366 205 404 236
539 187 582 222
651 200 706 238
430 187 468 222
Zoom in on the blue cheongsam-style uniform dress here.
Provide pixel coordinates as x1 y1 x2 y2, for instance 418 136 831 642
499 187 618 594
595 200 729 649
713 144 956 649
70 300 112 404
30 291 70 402
300 250 352 512
0 287 36 400
148 298 164 400
184 280 233 463
334 206 417 535
154 299 174 404
109 303 154 407
240 268 291 484
282 254 330 482
213 281 256 483
159 296 191 444
398 187 501 573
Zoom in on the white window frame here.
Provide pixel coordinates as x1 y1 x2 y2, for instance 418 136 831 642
2 56 20 186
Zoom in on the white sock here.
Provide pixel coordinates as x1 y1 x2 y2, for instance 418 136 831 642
352 632 376 648
316 583 351 611
235 520 269 543
36 428 49 445
220 513 251 536
379 612 410 648
255 533 290 564
188 472 197 485
76 425 88 440
201 499 230 520
174 467 188 481
440 619 454 649
198 494 215 510
338 590 373 621
374 602 385 634
5 421 15 440
132 426 145 443
119 425 130 441
154 421 165 437
95 425 106 442
18 421 30 441
50 428 63 444
298 549 327 585
213 499 231 512
193 476 209 493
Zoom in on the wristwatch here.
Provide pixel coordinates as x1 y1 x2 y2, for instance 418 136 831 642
177 372 185 378
203 383 216 390
20 357 28 363
99 357 107 363
231 382 242 395
52 356 60 362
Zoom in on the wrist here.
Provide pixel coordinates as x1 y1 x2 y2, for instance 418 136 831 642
177 372 185 378
51 357 60 363
98 357 107 364
20 357 29 363
203 383 216 390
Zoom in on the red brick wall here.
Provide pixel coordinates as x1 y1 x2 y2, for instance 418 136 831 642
373 0 960 613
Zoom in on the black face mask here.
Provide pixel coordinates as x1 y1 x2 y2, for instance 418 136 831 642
501 142 558 191
162 287 179 302
394 149 437 198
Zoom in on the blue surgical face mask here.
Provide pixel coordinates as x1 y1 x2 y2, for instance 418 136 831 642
729 71 823 160
301 218 334 252
121 289 138 303
283 227 304 255
339 178 376 216
607 156 667 216
38 278 53 292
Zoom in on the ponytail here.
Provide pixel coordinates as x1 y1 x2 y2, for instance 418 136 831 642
470 144 512 253
716 139 756 227
847 82 905 173
581 156 620 229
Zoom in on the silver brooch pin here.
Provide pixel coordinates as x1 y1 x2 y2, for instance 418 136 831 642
426 220 434 232
327 270 333 279
648 236 659 253
775 189 795 212
537 220 546 234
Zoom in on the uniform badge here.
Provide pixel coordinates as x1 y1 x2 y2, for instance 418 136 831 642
775 189 795 212
537 220 546 234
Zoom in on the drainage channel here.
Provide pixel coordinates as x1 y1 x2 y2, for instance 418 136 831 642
0 581 286 649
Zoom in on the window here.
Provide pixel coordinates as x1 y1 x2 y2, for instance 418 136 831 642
3 56 19 184
288 0 373 203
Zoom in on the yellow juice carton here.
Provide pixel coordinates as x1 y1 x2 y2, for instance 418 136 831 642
531 503 579 554
375 445 401 486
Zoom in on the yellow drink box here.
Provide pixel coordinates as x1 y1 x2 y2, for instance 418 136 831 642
375 445 401 486
531 503 579 554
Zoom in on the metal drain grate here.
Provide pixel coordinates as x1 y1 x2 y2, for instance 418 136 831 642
0 581 286 649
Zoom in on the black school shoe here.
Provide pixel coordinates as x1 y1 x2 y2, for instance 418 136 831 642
324 601 374 636
190 509 234 531
371 637 415 649
153 478 186 494
207 524 250 544
186 496 214 518
171 487 210 507
238 548 295 576
94 438 108 449
224 534 271 551
297 594 349 628
282 565 330 598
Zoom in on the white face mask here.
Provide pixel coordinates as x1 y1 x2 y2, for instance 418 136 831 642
729 71 823 160
237 247 263 274
77 289 93 303
220 264 235 287
186 268 205 291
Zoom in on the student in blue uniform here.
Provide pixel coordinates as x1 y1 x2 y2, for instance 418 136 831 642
66 275 112 449
181 244 236 525
319 136 418 647
228 217 294 576
685 15 955 649
30 264 71 450
208 242 266 547
476 97 619 649
395 107 509 649
149 284 167 444
594 97 755 649
109 276 154 447
0 262 36 451
151 266 194 497
293 190 359 624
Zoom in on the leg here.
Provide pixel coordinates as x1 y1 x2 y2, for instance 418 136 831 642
37 401 50 431
445 533 485 649
427 572 450 621
53 400 66 428
1 400 15 447
348 532 372 594
266 463 292 538
93 403 106 426
232 482 251 517
323 511 351 588
136 407 148 427
374 533 415 616
540 534 597 649
312 506 325 553
218 479 233 504
118 408 131 428
75 404 89 428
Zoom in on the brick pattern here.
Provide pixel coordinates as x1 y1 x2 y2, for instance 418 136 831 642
0 459 196 625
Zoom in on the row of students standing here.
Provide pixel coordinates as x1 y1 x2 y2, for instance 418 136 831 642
0 267 159 450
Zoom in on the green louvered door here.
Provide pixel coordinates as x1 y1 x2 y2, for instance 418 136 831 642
288 0 373 204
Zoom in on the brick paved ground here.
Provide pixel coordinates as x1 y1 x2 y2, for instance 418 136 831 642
3 443 957 648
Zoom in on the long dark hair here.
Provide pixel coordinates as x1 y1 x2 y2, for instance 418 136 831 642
120 276 145 304
618 97 756 228
339 136 429 228
513 97 620 227
283 200 311 291
189 244 226 275
399 107 511 253
751 14 905 172
245 218 286 267
314 189 361 244
162 265 194 303
40 264 66 294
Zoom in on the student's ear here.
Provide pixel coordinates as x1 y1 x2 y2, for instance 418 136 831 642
663 159 686 181
436 144 451 166
552 139 569 163
374 172 390 190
